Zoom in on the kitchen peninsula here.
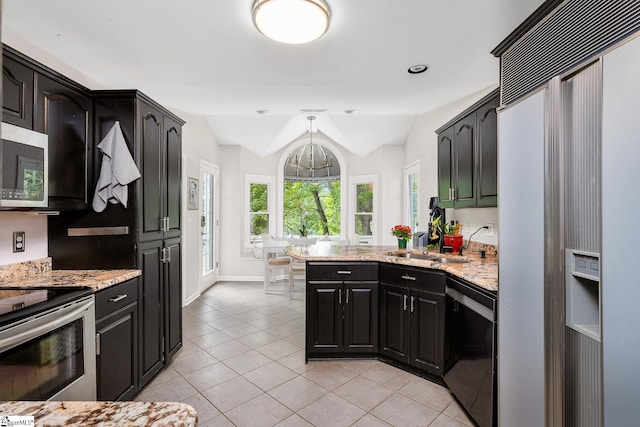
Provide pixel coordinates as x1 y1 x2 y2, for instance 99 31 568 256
291 241 498 427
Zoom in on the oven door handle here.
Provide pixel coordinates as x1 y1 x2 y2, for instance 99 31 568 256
0 298 93 353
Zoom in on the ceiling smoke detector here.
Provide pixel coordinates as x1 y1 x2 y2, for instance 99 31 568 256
407 64 429 74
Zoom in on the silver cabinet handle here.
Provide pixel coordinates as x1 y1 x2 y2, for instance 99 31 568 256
346 289 349 304
338 289 342 305
411 296 415 313
96 333 101 356
401 274 416 281
166 247 171 263
452 188 456 201
336 270 352 275
109 294 128 303
160 248 167 263
403 294 408 311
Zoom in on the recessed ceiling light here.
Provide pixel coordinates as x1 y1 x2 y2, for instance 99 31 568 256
344 109 356 114
256 109 268 114
408 64 429 74
252 0 331 44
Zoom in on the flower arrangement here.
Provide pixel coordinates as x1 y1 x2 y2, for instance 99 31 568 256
391 224 412 240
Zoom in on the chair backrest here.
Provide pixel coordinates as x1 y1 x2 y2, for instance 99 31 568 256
288 237 317 246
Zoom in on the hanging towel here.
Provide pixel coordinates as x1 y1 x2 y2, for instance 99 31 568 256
92 121 141 212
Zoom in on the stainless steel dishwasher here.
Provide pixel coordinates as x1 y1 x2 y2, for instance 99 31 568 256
444 276 497 427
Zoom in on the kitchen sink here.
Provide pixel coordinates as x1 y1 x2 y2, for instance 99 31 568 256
389 252 470 263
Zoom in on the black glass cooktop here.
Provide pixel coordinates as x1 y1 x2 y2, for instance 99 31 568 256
0 287 92 329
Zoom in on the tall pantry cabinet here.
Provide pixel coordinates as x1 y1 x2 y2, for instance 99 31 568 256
94 91 185 388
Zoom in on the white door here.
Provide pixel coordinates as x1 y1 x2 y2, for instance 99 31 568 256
200 161 220 291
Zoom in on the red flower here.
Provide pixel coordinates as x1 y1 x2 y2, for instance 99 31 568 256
391 224 412 239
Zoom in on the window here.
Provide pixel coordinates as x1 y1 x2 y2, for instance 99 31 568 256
349 175 378 244
355 183 373 240
405 162 420 233
283 181 341 237
246 175 275 248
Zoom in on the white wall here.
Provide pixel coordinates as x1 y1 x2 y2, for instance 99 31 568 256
404 88 499 247
171 108 222 304
0 213 48 265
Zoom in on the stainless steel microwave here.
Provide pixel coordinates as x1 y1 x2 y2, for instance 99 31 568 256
0 122 48 208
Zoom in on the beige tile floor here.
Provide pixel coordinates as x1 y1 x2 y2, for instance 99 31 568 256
136 281 474 427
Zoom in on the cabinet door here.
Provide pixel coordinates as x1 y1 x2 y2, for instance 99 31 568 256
2 56 34 129
96 302 138 401
138 103 164 242
344 282 378 353
35 73 91 209
137 240 164 387
164 237 182 363
379 284 410 363
453 113 476 207
164 117 182 239
437 128 454 208
410 289 445 375
306 283 343 353
477 95 499 207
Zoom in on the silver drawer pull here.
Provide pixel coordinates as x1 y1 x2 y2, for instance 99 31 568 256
401 274 416 281
109 294 128 303
337 270 352 275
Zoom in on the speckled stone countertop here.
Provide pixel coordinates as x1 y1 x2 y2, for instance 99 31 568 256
0 401 197 426
286 242 498 292
0 257 141 292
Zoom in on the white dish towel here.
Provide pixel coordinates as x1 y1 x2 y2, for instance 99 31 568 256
92 121 141 212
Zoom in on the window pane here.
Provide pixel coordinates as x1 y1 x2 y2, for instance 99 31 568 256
250 213 269 239
250 183 268 212
283 181 341 236
356 183 373 213
355 214 373 235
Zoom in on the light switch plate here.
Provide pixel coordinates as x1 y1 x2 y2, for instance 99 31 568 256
13 231 25 253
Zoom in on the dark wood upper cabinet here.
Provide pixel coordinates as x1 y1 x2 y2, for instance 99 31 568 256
137 102 182 242
437 128 454 208
436 88 499 208
2 55 34 129
477 95 499 206
452 114 476 208
34 73 92 209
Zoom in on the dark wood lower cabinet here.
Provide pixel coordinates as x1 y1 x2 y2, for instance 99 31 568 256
95 279 139 401
379 265 446 376
306 262 379 357
138 238 183 389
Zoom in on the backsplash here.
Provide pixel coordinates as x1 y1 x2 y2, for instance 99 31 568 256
0 212 48 266
0 257 52 282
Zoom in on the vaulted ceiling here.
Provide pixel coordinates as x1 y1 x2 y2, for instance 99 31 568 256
2 0 543 156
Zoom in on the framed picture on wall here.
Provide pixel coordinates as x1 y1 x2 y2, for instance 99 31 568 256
188 177 199 210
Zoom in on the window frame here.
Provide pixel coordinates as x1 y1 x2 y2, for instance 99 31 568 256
245 174 276 251
349 174 378 245
404 161 420 235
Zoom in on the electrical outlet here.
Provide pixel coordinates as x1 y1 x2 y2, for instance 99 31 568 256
486 224 495 237
13 231 25 253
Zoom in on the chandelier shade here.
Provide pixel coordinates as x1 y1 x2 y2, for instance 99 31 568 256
284 116 340 182
252 0 331 44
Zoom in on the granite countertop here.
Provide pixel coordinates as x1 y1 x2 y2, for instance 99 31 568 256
0 257 141 292
0 401 197 426
286 241 498 292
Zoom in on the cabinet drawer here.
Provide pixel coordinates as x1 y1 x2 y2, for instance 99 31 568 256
380 264 445 294
95 278 139 319
306 262 378 282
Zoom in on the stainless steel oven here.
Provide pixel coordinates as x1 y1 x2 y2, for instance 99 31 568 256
0 288 96 401
444 277 497 427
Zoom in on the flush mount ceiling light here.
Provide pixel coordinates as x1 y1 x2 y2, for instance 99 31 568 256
252 0 331 44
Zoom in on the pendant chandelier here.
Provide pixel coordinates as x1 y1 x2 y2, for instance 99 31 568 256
252 0 331 44
284 116 340 182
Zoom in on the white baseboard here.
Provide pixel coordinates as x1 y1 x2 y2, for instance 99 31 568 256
218 275 263 282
